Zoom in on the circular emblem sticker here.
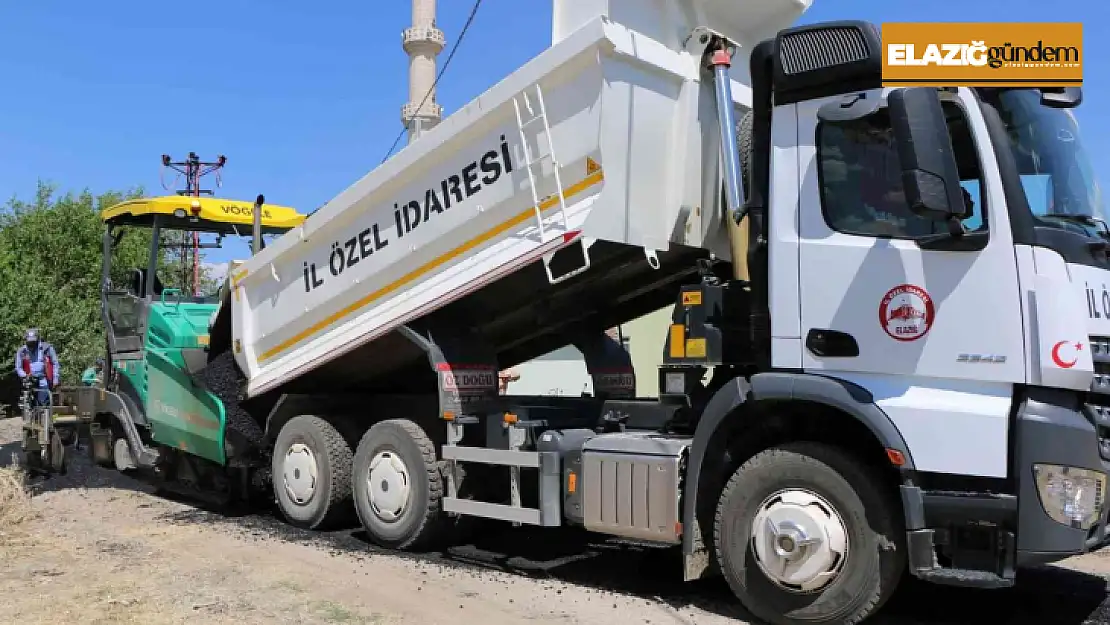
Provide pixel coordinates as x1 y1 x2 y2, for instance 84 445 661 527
879 284 935 342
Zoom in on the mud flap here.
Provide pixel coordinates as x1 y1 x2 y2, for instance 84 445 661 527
575 331 637 400
398 326 500 419
397 325 502 521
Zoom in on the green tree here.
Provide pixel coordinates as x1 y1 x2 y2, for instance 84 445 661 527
0 181 214 386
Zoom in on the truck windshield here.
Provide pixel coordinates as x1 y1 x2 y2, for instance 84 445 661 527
984 88 1106 235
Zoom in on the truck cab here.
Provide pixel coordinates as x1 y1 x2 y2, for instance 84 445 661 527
759 26 1106 564
662 21 1107 618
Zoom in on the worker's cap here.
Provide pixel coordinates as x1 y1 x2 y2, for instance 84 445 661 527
25 328 39 342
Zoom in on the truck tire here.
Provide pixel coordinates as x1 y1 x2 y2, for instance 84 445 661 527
714 442 904 625
351 419 444 550
57 426 77 446
271 415 354 530
738 110 753 193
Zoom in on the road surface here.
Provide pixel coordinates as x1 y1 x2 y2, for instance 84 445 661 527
2 416 1109 625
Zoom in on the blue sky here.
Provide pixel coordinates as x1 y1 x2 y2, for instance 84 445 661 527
0 1 1104 266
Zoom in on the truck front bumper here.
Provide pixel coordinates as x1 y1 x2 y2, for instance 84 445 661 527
901 387 1110 584
1012 387 1110 564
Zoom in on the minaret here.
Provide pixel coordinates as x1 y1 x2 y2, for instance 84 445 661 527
402 0 445 143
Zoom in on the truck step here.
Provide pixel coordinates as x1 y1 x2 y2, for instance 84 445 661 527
524 152 554 168
442 497 556 526
441 444 562 527
914 567 1015 589
519 114 546 128
441 445 540 468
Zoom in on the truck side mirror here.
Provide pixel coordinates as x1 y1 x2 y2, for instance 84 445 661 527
888 87 968 222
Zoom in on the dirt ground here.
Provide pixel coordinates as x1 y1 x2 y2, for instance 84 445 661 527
3 418 1110 625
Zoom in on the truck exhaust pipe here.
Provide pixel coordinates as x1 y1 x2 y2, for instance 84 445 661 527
252 194 264 255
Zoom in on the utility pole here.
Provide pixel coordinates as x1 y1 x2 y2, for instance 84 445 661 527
160 152 226 296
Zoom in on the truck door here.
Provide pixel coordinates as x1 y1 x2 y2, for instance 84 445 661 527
794 88 1025 478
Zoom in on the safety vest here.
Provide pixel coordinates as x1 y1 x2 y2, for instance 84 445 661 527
20 345 55 386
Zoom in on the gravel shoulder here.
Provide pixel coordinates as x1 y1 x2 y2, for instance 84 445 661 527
3 416 1110 625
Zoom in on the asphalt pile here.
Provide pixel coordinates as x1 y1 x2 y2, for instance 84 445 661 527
200 351 264 446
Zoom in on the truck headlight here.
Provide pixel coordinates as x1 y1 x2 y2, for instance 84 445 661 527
1032 464 1107 530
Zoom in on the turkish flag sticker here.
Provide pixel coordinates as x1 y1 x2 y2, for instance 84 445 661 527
1051 340 1083 369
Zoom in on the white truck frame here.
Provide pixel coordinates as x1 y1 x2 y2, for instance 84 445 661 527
96 3 1110 624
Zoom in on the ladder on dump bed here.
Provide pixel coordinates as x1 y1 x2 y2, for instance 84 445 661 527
512 84 592 285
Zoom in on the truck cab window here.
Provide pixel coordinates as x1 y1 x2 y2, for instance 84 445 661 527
981 88 1107 237
818 99 985 239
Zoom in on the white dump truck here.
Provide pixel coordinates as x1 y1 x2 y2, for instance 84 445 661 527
86 0 1109 623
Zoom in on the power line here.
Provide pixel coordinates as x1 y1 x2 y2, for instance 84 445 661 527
379 0 484 164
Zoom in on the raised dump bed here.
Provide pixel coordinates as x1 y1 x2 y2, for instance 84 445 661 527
230 0 810 397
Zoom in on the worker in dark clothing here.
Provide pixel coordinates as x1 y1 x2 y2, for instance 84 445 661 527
14 328 61 407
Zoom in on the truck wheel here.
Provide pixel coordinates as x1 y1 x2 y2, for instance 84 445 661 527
738 110 753 192
57 427 77 446
113 437 137 472
351 419 444 551
271 416 354 530
714 442 904 625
